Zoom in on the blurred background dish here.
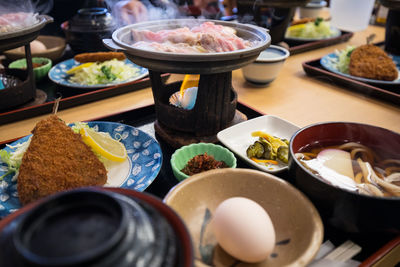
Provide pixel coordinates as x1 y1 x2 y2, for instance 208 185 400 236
164 168 323 266
241 45 290 85
289 121 400 233
320 52 400 85
330 0 375 32
9 57 52 82
3 35 66 62
285 20 341 42
0 73 22 89
298 0 327 18
170 143 237 181
235 0 312 44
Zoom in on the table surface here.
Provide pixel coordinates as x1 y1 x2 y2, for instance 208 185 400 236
0 24 399 143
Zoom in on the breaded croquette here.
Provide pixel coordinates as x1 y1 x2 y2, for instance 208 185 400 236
74 52 126 63
349 44 398 81
17 115 107 205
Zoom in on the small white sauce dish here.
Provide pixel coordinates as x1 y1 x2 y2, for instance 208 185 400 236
299 0 327 19
217 115 300 173
241 45 290 86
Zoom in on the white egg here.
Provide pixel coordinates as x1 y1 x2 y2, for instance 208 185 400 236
211 197 276 263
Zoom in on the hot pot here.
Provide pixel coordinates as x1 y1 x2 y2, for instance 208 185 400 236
0 15 53 110
104 19 271 147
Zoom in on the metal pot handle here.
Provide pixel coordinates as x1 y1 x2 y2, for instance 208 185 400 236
103 39 126 52
39 15 54 24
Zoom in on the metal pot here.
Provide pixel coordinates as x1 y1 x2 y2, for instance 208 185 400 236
0 15 53 52
103 19 271 74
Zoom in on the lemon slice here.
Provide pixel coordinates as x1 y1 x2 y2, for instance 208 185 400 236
80 128 127 162
66 63 94 75
286 24 305 37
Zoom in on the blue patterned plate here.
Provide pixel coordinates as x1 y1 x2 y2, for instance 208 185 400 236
48 58 149 89
320 52 400 85
0 121 162 218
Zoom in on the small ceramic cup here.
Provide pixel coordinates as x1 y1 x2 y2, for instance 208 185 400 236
241 45 290 86
8 57 52 82
299 0 327 19
170 143 237 181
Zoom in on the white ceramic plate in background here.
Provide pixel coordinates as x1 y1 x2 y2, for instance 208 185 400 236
217 115 300 173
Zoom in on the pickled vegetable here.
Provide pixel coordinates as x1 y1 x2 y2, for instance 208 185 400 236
247 131 290 166
246 141 265 159
277 146 289 164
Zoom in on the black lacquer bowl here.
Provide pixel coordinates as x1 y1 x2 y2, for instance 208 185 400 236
289 122 400 234
0 188 194 267
62 7 116 53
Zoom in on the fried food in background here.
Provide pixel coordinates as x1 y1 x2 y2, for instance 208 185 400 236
290 17 316 26
74 52 126 63
17 115 107 205
349 44 398 81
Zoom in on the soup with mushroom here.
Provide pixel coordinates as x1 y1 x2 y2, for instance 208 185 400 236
296 142 400 197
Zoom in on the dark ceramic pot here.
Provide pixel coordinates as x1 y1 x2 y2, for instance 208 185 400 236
0 188 194 267
62 7 116 53
288 122 400 234
236 0 311 44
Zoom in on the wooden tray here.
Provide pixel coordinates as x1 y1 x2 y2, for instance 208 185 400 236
1 102 398 266
0 74 170 125
286 31 354 55
302 58 400 106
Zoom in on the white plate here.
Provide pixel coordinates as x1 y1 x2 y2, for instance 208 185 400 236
217 115 300 173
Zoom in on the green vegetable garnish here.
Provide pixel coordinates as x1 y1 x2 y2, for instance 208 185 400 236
347 48 355 57
314 17 324 26
101 65 117 81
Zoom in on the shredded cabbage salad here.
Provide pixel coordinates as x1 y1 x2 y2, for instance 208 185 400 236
286 18 336 39
326 46 356 74
0 137 31 181
69 59 140 85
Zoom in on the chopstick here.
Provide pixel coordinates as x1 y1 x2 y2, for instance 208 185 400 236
324 240 362 262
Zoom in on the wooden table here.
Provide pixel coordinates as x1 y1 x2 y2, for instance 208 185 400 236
0 24 399 143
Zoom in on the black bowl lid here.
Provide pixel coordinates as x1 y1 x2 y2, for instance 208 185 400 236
13 189 127 266
68 8 116 32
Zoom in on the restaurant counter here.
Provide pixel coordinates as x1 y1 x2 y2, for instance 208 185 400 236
0 25 399 143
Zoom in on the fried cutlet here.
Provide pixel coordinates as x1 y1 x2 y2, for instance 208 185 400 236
74 52 126 63
349 44 398 81
17 115 107 205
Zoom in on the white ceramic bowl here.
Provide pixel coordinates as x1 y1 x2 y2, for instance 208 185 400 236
241 45 290 86
299 0 327 18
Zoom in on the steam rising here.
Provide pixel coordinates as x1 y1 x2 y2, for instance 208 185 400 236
0 0 53 15
106 0 188 28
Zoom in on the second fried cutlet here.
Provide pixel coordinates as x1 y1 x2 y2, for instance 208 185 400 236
17 115 107 205
349 44 398 81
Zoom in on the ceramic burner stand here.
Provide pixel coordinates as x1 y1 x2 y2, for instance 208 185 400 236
149 70 247 148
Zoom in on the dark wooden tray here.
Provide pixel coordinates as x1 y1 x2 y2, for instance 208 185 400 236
0 102 398 265
302 58 400 106
286 31 354 55
0 73 170 126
